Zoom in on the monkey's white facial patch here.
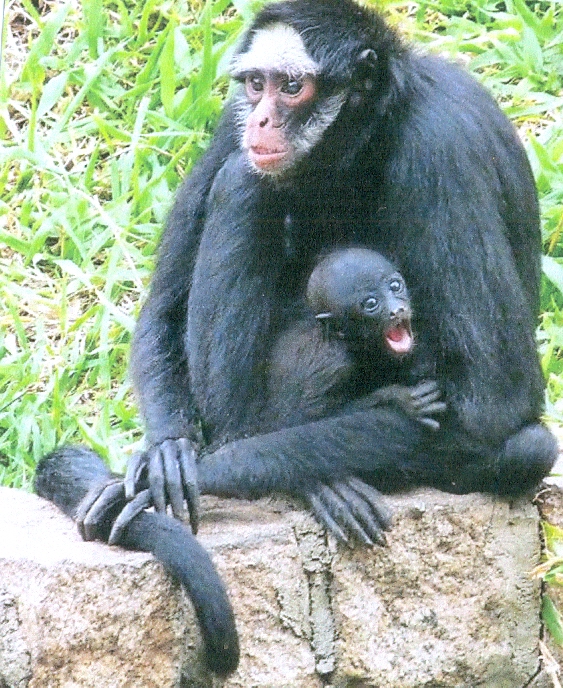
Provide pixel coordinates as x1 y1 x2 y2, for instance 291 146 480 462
230 23 318 79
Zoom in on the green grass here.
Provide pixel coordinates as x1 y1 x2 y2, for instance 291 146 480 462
1 0 562 490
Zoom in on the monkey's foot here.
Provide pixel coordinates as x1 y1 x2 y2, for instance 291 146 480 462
306 477 393 546
124 438 200 533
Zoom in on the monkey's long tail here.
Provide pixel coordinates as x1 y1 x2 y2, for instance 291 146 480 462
34 445 239 677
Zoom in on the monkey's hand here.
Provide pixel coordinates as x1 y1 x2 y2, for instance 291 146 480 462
74 478 152 546
349 380 447 431
124 438 201 534
306 477 393 547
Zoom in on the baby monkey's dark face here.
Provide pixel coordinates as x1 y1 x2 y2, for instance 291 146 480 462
307 248 414 358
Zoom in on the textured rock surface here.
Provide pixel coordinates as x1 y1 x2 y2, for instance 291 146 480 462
535 485 563 686
330 490 541 687
0 485 548 687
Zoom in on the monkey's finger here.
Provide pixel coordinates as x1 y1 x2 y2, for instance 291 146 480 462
108 490 153 546
124 451 147 500
412 390 442 408
416 401 447 416
409 380 439 398
177 438 200 534
75 482 112 524
148 446 167 513
161 439 185 520
332 482 386 546
77 481 125 542
411 393 442 411
416 417 441 431
319 484 376 546
346 477 394 531
307 492 349 545
75 484 108 541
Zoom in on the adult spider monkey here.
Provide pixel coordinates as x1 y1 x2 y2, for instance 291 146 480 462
36 0 557 676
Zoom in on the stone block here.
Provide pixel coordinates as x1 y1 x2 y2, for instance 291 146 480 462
0 486 546 687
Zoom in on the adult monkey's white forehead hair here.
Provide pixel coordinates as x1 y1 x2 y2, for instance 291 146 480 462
230 23 319 78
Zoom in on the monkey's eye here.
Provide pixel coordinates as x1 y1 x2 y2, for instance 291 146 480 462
362 297 379 313
281 78 304 96
246 75 265 96
389 279 403 293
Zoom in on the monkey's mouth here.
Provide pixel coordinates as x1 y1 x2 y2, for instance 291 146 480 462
249 146 289 171
384 321 413 356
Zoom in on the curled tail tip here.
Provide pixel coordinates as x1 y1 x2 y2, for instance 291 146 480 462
128 512 240 676
206 632 240 676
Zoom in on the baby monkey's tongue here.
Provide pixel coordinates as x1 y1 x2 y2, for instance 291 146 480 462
385 323 413 355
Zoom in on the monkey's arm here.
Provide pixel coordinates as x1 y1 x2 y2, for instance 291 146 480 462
131 109 238 444
127 110 239 522
195 407 433 545
265 323 354 429
127 152 286 523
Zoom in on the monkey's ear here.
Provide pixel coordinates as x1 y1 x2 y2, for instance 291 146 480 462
358 49 378 71
355 49 379 91
315 312 334 343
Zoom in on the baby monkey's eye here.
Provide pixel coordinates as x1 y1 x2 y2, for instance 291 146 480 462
389 279 403 293
362 297 379 312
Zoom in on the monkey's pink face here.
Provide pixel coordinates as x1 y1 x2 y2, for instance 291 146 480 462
243 73 317 173
230 23 345 177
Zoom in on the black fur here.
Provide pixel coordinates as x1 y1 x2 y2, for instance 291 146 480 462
50 0 555 523
177 1 554 498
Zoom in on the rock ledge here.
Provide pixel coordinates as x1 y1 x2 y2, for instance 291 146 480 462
0 486 550 687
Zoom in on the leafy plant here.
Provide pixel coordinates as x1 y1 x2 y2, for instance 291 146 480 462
0 0 252 483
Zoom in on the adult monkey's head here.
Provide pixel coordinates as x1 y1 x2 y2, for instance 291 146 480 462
229 0 403 177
